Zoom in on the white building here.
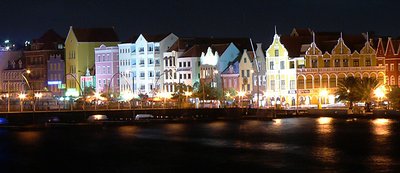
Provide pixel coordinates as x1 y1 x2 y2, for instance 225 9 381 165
118 33 178 97
265 31 302 108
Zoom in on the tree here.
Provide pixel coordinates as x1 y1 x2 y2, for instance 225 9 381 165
336 76 362 109
359 77 381 111
193 81 222 100
388 87 400 110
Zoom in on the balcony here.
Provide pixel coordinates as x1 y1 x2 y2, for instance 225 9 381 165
297 66 386 74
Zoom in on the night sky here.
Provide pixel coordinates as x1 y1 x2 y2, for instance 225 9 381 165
2 0 400 44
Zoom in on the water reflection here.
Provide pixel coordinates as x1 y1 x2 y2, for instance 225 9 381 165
313 147 337 164
371 119 391 136
17 131 42 145
117 126 139 138
164 123 186 134
317 117 333 134
273 119 282 125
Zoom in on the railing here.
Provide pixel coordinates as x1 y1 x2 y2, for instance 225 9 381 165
297 66 386 73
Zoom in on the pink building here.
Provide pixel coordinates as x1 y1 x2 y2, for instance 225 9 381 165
94 45 119 95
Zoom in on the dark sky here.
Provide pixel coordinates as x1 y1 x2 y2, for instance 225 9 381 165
2 0 400 44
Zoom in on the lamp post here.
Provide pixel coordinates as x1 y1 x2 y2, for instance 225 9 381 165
34 92 42 112
238 91 245 108
94 92 101 110
18 93 26 112
319 89 328 109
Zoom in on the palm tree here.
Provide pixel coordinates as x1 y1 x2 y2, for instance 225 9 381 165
358 77 381 111
336 76 362 109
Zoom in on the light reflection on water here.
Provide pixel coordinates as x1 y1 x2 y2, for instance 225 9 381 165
316 117 334 134
371 118 392 136
16 131 42 145
117 126 139 138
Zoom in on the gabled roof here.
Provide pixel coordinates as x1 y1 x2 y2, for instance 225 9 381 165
180 43 231 58
221 57 240 75
71 27 119 42
33 29 64 43
142 33 172 42
168 37 252 52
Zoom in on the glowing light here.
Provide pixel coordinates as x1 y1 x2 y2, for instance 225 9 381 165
318 117 332 125
319 89 328 97
225 92 231 97
18 93 26 100
273 119 282 125
374 86 386 98
372 118 390 125
121 91 134 101
34 93 43 98
26 70 31 74
238 91 245 97
184 91 192 97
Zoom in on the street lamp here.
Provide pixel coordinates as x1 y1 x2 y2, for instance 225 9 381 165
319 89 328 109
34 92 42 111
94 92 101 110
18 93 26 112
238 91 245 108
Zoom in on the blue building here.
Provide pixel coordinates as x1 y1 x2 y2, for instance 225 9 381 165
47 54 65 96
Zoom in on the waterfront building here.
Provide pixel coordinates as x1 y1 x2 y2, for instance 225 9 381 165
297 33 385 107
265 30 301 108
251 43 267 106
376 37 400 86
24 29 65 93
238 50 254 93
47 54 65 96
65 26 119 96
94 45 119 95
0 50 23 91
2 58 26 92
200 43 241 90
221 58 240 91
118 33 178 97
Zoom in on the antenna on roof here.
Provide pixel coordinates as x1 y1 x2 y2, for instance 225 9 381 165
250 38 259 73
340 32 343 54
312 32 316 54
274 25 277 35
366 32 369 43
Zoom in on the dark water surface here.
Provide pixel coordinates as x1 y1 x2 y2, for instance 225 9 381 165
1 117 400 173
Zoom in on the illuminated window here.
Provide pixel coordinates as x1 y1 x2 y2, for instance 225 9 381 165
281 80 286 90
366 59 371 66
290 80 295 89
390 64 394 71
271 80 275 91
391 75 395 85
312 59 317 68
324 60 330 67
343 59 349 67
335 59 340 67
270 61 274 70
353 60 359 67
280 61 285 69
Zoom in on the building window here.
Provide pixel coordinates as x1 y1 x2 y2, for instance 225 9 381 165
275 49 279 57
281 80 285 90
324 60 330 67
391 75 395 85
140 60 145 66
270 61 274 70
244 58 247 63
343 59 349 67
335 59 340 67
398 63 400 71
390 64 394 71
183 62 187 67
289 61 295 69
246 70 250 77
271 80 275 91
139 47 144 53
188 74 191 79
366 59 371 66
353 60 359 67
149 71 154 77
188 62 191 67
140 72 145 78
290 80 295 90
241 70 244 77
179 62 182 67
280 61 285 69
311 59 317 68
179 74 182 79
184 74 187 79
247 84 250 90
149 59 154 65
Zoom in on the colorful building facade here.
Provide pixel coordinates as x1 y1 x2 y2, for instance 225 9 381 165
94 45 119 95
65 26 119 96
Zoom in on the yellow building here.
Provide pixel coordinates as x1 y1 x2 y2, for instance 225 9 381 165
64 26 119 96
265 31 302 108
297 34 385 107
238 50 254 93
